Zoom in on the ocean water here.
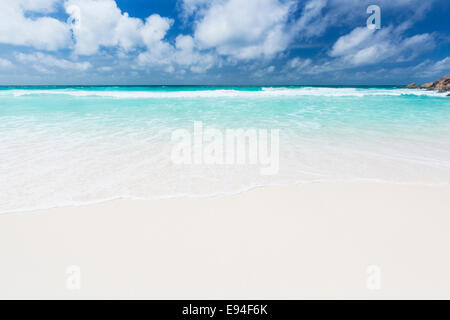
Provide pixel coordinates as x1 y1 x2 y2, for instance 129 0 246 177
1 86 450 213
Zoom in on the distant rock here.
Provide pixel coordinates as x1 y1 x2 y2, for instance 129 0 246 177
433 75 450 92
421 82 435 89
406 83 420 89
419 75 450 92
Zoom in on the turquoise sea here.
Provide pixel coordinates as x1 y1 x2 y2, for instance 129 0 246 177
1 86 449 213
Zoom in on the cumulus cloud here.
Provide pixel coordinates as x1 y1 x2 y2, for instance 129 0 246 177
182 0 437 63
188 0 294 60
19 0 61 12
65 0 216 72
15 52 91 72
173 35 217 72
0 0 444 79
65 0 183 62
0 0 71 51
65 0 148 55
180 0 210 16
136 14 174 65
283 25 435 78
137 33 218 73
329 26 434 66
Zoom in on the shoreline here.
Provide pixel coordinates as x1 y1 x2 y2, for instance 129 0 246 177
1 182 450 299
2 179 449 216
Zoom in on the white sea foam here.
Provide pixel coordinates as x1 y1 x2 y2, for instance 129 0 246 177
1 130 450 214
0 87 448 98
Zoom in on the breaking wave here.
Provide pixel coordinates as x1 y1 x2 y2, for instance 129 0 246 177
0 86 447 98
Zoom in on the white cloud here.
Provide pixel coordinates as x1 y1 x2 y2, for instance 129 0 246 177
65 0 147 55
297 0 436 37
65 0 298 69
0 58 13 68
140 15 173 48
0 0 443 78
190 0 294 60
19 0 61 12
180 0 210 17
283 57 337 76
97 66 113 72
330 28 373 58
65 0 215 73
267 65 275 73
174 35 218 72
136 14 174 65
282 24 436 78
0 0 71 51
329 26 435 66
292 0 328 39
414 57 450 78
183 0 437 63
287 57 312 71
15 52 91 72
137 34 218 73
341 56 450 82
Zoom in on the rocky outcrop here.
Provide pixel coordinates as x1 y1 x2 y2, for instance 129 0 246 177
421 82 435 89
406 83 420 89
418 75 450 92
433 75 450 91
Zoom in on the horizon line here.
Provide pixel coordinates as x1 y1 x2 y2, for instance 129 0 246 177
0 84 406 87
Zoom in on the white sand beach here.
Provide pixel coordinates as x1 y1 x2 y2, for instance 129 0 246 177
1 182 450 299
2 0 450 303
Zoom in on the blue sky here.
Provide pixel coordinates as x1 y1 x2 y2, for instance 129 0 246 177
0 0 449 85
